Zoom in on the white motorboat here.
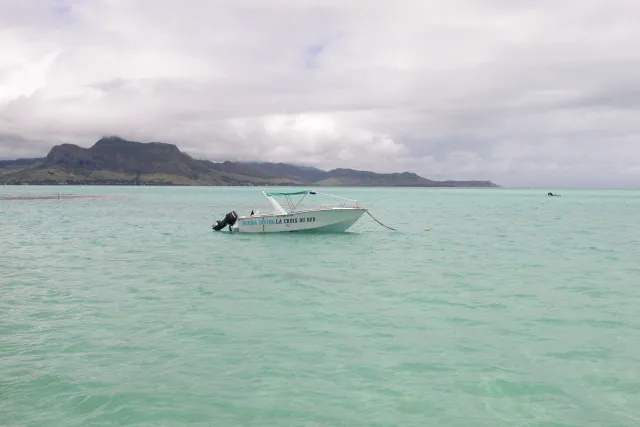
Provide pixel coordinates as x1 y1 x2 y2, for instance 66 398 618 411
212 190 367 233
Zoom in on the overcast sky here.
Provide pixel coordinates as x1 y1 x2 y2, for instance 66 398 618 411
1 0 639 187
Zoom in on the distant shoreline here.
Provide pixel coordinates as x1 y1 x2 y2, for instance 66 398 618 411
1 184 502 189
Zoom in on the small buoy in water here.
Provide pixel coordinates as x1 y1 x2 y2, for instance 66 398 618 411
425 227 430 231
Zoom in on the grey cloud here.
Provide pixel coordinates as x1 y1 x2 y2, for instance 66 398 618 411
1 0 640 187
0 133 53 159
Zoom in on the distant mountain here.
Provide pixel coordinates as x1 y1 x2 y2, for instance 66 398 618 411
0 158 46 167
0 136 500 187
239 162 328 183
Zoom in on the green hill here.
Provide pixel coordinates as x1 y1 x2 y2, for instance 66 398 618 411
0 136 500 187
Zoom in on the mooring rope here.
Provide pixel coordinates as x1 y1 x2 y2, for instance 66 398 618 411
366 210 399 232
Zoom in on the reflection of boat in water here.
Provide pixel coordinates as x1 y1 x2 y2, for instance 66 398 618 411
212 190 367 233
547 192 561 197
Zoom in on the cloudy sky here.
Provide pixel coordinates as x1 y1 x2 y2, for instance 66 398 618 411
1 0 639 187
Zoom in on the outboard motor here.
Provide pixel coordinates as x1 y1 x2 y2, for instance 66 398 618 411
212 211 238 231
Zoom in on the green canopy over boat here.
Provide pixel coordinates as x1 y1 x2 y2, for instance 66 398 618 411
264 190 311 196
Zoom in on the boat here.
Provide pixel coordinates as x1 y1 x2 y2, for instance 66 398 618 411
212 190 367 233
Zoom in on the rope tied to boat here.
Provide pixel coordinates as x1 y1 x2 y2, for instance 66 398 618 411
366 210 399 232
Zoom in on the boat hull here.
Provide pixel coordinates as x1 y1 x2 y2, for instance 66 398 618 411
231 208 366 233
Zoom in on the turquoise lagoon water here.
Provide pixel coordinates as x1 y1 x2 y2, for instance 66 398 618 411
1 186 640 426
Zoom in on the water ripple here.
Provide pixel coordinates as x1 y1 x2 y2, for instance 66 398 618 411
2 187 640 426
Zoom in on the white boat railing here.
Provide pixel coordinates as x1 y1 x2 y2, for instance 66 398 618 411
261 190 362 214
317 201 358 210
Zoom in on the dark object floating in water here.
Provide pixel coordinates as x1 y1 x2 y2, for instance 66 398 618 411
547 192 561 197
212 211 238 231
